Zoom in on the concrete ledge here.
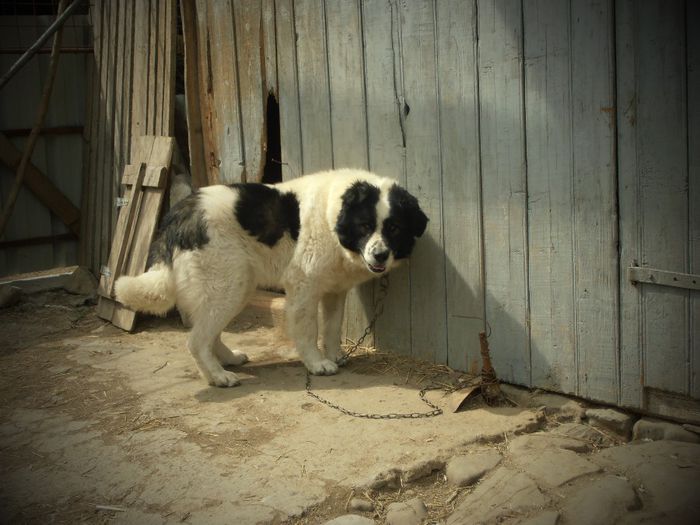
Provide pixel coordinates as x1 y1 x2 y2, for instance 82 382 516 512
0 265 97 295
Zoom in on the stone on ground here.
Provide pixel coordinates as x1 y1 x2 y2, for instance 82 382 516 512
509 432 592 453
500 385 586 421
632 418 700 443
323 515 376 525
517 510 560 525
510 447 600 487
593 440 700 521
447 467 547 524
585 408 636 438
445 451 502 487
0 285 22 308
560 475 639 525
348 498 374 512
551 422 615 447
385 498 427 525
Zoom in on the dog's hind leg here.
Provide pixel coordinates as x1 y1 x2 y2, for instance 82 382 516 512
214 336 249 366
184 282 254 387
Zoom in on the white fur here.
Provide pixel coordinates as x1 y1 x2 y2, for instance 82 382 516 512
115 169 406 387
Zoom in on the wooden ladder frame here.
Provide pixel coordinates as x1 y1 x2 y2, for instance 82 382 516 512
96 135 174 331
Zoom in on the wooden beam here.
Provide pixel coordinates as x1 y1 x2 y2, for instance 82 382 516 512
0 132 81 236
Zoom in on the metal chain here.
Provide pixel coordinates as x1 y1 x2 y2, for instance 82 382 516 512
305 275 444 419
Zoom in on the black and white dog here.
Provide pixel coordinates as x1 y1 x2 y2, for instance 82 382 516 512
115 169 427 387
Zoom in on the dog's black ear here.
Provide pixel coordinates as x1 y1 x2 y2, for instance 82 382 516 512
389 184 428 238
410 206 428 238
344 180 378 207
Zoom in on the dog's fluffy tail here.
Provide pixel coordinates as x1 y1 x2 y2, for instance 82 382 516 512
114 263 175 315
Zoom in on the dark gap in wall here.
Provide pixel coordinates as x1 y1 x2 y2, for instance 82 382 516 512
262 91 282 184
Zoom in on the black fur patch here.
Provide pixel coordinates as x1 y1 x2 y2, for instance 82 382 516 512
383 184 428 259
233 183 300 247
335 181 380 254
148 193 209 267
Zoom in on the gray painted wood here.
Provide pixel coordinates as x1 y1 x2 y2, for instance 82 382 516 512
637 0 689 396
569 0 618 403
362 0 412 356
688 0 700 400
616 0 643 408
523 0 576 394
523 0 618 404
325 0 373 343
436 0 483 373
400 0 447 365
294 0 333 174
478 0 530 385
275 0 303 180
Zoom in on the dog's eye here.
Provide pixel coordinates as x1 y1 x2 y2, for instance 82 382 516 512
358 223 373 235
385 222 399 235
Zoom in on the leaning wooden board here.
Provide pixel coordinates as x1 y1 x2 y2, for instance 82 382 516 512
96 135 174 331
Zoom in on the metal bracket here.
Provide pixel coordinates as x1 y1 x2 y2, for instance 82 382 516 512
115 197 129 208
628 266 700 291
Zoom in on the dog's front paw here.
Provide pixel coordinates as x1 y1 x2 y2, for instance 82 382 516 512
306 359 339 376
325 346 346 365
209 370 242 387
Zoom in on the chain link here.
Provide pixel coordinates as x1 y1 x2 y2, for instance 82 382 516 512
305 275 444 419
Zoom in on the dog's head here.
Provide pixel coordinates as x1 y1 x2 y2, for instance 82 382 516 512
335 180 428 274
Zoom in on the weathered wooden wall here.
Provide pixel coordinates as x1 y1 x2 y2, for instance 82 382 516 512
184 0 698 414
0 15 89 276
81 0 175 276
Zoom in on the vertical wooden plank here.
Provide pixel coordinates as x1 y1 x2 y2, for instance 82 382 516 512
294 0 333 173
362 0 411 356
478 0 530 385
79 46 96 268
523 0 576 393
401 0 447 364
148 0 159 134
689 1 700 399
94 1 109 272
637 0 688 395
206 0 245 183
113 0 126 192
437 0 483 373
262 0 277 95
101 0 118 265
162 0 176 136
234 0 266 181
121 1 135 169
616 0 642 407
325 0 372 343
275 0 303 180
131 0 150 141
571 0 618 403
180 0 208 187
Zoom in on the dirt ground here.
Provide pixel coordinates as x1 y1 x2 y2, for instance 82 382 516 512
1 290 697 525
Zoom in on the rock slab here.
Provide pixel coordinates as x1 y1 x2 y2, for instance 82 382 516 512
585 408 635 437
517 510 560 525
385 498 427 525
632 418 700 443
447 467 547 524
509 444 600 487
446 451 502 487
324 516 376 525
560 475 639 525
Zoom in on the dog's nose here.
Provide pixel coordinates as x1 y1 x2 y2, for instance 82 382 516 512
373 250 389 263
